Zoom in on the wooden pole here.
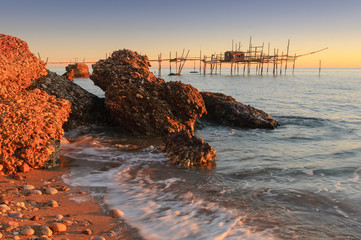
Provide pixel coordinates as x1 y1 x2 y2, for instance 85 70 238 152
199 50 202 73
203 56 206 75
267 42 270 73
280 51 283 75
169 52 172 74
175 51 178 74
292 54 296 75
285 39 290 74
319 60 321 76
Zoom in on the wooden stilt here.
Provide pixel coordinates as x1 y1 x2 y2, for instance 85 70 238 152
292 54 296 75
285 39 290 74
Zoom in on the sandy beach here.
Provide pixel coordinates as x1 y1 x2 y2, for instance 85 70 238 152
0 168 142 240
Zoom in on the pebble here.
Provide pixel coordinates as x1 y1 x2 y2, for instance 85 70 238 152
56 214 63 220
48 200 59 207
23 185 35 190
30 189 42 195
3 221 18 231
94 237 106 240
12 236 20 240
46 187 58 195
9 212 23 218
0 232 2 239
82 228 92 235
41 225 53 236
0 204 10 211
21 227 35 236
108 208 124 218
50 222 67 233
30 215 40 221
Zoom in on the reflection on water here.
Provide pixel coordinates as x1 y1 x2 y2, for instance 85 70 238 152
59 68 361 240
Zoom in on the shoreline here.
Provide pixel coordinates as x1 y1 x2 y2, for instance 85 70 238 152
0 167 143 240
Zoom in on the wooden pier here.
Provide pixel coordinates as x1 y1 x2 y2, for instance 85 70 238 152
150 38 327 77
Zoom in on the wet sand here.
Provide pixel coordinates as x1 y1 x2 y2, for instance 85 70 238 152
0 168 143 240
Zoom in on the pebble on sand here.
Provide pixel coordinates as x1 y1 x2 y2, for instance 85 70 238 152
40 225 53 236
46 187 58 195
108 209 124 218
50 222 67 233
20 227 35 236
47 200 59 207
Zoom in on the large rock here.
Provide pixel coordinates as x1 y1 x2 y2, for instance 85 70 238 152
0 34 47 90
0 35 71 175
63 63 90 80
160 130 217 168
201 92 279 129
29 71 113 131
0 88 70 174
91 49 163 91
106 80 206 136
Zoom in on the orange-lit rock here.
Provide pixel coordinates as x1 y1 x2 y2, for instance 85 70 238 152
91 49 163 91
0 34 47 91
0 34 71 175
64 63 90 79
106 80 206 136
0 88 71 174
161 130 217 168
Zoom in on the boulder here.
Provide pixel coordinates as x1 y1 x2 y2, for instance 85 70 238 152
0 88 71 174
105 80 206 136
63 69 74 81
0 34 71 175
160 130 217 168
200 92 279 129
29 71 113 131
64 63 90 79
91 49 163 91
0 34 47 90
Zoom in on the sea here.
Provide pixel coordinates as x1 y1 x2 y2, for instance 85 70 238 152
50 66 361 240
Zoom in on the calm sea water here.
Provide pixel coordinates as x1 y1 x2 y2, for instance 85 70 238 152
53 66 361 239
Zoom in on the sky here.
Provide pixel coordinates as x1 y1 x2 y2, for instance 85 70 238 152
1 0 360 68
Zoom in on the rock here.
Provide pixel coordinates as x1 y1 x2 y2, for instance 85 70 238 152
0 232 2 239
0 164 3 171
2 221 18 231
20 227 34 236
64 63 90 79
91 49 162 91
50 222 67 233
9 212 22 218
0 204 10 212
0 34 47 91
0 89 70 174
29 71 113 131
19 163 31 173
106 80 206 136
46 187 58 195
200 92 279 129
40 225 53 236
108 209 124 218
30 190 42 195
0 35 71 175
24 185 35 190
63 69 74 81
56 214 63 220
94 237 106 240
161 130 217 168
82 228 92 235
30 215 40 221
47 200 58 207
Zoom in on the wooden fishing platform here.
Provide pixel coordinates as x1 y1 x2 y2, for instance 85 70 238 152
150 37 327 76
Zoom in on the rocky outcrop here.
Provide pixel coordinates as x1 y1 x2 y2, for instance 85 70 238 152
29 71 113 131
106 80 206 136
63 63 90 80
90 49 163 91
0 34 47 91
63 69 74 81
0 88 70 174
200 92 279 129
0 35 71 175
160 130 217 168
